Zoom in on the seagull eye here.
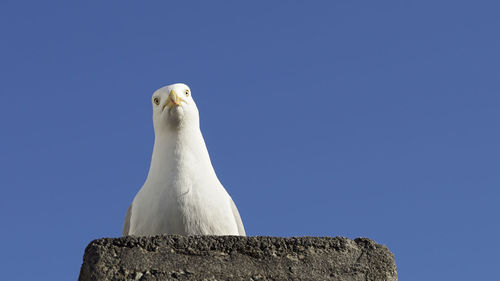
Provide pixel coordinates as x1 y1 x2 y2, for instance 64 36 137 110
185 90 190 97
153 97 160 105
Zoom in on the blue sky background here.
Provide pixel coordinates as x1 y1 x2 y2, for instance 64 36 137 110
1 1 499 280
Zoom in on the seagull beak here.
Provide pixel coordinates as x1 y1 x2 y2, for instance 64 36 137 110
164 89 184 110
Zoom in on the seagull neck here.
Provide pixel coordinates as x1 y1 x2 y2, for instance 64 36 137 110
148 126 211 178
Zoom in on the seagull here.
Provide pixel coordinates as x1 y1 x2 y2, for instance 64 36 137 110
122 83 245 236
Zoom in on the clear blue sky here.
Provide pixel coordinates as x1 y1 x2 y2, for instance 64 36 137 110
1 1 498 280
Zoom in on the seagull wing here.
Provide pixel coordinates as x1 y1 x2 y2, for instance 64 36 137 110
229 197 246 236
122 204 132 236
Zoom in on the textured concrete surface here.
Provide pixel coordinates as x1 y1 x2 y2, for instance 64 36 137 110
79 235 397 281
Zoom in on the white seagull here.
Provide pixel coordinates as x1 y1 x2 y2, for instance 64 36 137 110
122 83 245 236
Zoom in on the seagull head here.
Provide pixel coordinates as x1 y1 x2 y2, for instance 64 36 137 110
151 83 199 131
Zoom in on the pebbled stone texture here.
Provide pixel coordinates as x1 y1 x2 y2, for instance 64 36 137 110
79 235 397 281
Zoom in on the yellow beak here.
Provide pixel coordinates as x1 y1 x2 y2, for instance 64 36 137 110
164 89 184 110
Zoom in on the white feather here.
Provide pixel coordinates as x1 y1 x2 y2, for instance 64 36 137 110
123 83 245 236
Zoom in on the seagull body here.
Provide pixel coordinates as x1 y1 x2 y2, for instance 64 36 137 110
123 83 245 236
